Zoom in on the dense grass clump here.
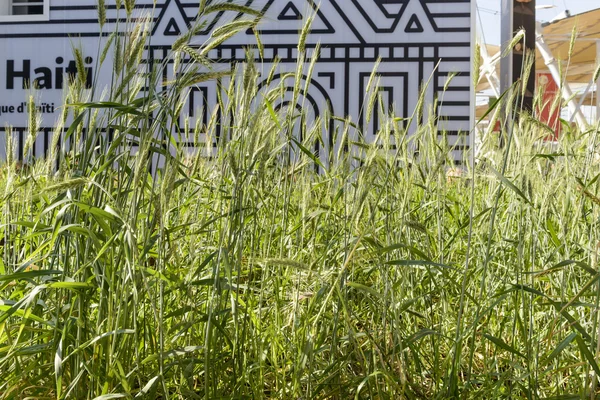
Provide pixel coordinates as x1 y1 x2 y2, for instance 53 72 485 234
2 4 600 399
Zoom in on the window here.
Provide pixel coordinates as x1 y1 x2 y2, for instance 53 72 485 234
0 0 49 22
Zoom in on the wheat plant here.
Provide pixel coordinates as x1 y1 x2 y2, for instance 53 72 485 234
1 2 600 399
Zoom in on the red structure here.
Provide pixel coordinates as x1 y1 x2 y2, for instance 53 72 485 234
537 72 562 139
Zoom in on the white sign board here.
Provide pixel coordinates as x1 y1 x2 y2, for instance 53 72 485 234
0 0 473 161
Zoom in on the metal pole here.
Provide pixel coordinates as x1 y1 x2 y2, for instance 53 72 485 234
535 23 588 130
596 40 600 123
479 39 501 98
500 0 513 97
501 0 536 115
570 79 594 124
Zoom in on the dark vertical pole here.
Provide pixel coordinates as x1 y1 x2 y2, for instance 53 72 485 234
500 0 536 111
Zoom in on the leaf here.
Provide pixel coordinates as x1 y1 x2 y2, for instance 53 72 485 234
135 376 160 398
253 258 308 271
354 371 399 400
291 137 325 169
587 171 600 187
141 346 203 364
535 260 596 277
475 82 514 125
405 329 440 346
55 338 63 398
361 235 383 250
557 308 592 341
203 3 262 17
385 260 453 270
509 284 547 298
92 395 128 400
575 334 600 377
265 98 282 129
544 332 577 364
47 282 95 290
74 202 120 223
57 224 101 250
346 282 381 299
532 153 563 161
559 118 571 131
378 243 430 261
62 330 135 363
211 20 256 38
557 272 600 319
61 112 87 144
593 62 600 85
69 101 143 116
0 305 50 326
546 219 561 249
483 333 525 358
0 270 62 282
190 278 226 287
488 166 531 204
41 178 88 194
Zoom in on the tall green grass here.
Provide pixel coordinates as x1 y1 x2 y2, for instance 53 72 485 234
1 3 600 399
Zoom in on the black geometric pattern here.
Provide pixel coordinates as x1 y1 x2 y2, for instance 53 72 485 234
278 2 303 20
405 14 424 32
349 0 410 33
164 18 182 36
0 0 473 163
248 0 335 35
